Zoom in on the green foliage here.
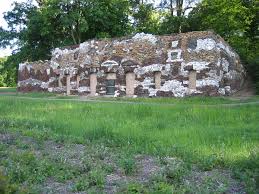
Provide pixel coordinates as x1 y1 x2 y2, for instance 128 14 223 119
132 3 161 34
6 151 54 184
162 158 188 184
150 181 173 194
72 169 105 191
189 0 254 38
188 0 259 93
72 175 90 192
88 169 105 188
0 58 7 87
121 182 148 193
0 56 17 87
159 15 190 34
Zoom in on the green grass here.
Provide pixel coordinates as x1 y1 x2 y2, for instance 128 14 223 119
0 87 16 93
0 96 258 165
95 95 259 105
0 95 258 192
15 92 57 98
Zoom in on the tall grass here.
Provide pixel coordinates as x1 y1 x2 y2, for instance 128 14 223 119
0 96 258 169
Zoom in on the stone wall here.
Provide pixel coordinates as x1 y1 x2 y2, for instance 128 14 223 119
18 31 246 97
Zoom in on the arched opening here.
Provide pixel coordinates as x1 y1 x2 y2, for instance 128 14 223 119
126 72 135 96
106 73 116 95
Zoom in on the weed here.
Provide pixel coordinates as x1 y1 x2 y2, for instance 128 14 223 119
88 169 105 188
119 156 136 175
72 175 90 192
121 182 147 193
150 182 173 194
162 157 188 184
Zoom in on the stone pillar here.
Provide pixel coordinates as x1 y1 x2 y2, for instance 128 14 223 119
154 71 161 89
126 72 135 97
189 70 197 90
76 75 80 88
90 73 97 96
58 76 63 87
66 74 71 95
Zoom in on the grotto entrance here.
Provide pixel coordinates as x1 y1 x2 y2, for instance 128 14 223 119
106 73 116 95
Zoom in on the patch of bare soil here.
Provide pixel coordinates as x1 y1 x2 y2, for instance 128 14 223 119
104 155 161 193
183 168 246 193
0 132 17 144
135 155 160 182
43 140 86 167
41 178 74 194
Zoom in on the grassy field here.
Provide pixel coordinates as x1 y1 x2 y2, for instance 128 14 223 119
0 95 258 193
0 87 17 93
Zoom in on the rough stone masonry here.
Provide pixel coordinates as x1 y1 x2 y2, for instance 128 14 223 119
18 31 246 97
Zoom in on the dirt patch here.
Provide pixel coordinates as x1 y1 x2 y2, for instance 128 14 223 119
104 155 161 193
41 178 75 194
183 169 246 193
135 155 160 182
0 132 16 144
43 141 86 167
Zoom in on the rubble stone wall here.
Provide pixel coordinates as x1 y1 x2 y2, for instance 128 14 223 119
18 31 246 97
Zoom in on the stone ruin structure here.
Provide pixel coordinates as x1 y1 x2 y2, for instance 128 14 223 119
18 31 246 97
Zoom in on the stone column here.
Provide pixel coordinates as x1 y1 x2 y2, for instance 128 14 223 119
58 75 63 87
76 75 80 89
90 73 97 96
154 71 161 89
189 70 197 90
126 72 135 97
66 74 71 96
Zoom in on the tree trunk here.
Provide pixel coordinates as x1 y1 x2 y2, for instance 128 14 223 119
176 0 183 17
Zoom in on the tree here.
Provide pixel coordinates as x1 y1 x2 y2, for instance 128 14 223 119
0 57 7 87
158 0 197 33
159 0 194 16
0 0 131 86
131 1 161 34
188 0 259 93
